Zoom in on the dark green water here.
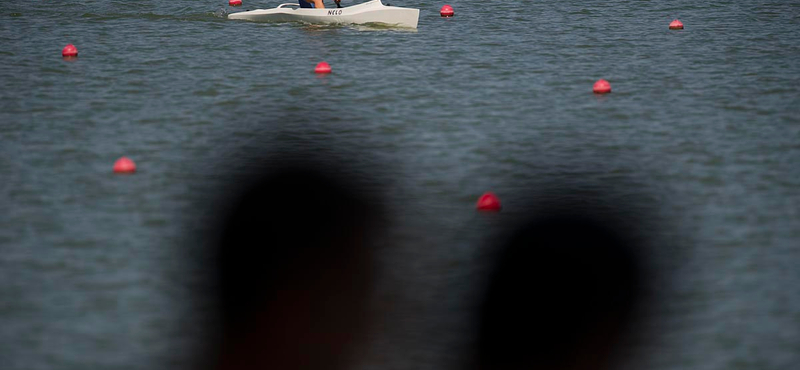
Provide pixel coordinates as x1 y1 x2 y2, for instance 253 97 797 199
1 1 799 369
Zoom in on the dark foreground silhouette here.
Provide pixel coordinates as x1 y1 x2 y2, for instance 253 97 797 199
206 158 383 370
202 152 648 370
476 207 645 370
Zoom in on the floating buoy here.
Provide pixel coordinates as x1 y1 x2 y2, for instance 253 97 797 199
113 157 137 174
669 19 684 30
62 44 78 57
229 0 242 6
476 192 502 211
593 79 611 94
440 4 454 17
314 61 332 74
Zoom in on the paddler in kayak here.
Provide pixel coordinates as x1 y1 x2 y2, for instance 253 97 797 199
298 0 342 8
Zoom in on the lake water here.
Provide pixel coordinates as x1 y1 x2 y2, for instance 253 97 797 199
1 1 799 369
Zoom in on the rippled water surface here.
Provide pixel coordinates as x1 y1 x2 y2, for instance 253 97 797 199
1 1 799 369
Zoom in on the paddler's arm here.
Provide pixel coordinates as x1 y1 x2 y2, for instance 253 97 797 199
312 0 324 8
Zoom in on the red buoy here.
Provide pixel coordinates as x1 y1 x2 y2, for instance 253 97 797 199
314 61 332 74
669 19 684 30
62 44 78 57
593 79 611 94
113 157 136 174
440 5 454 17
476 192 502 211
229 0 242 6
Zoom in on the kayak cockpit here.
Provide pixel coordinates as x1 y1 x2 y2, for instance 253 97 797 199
228 0 420 29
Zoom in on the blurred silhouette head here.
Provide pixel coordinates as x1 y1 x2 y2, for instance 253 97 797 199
477 202 645 370
210 158 381 370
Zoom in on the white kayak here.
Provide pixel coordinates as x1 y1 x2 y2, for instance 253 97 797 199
228 0 419 29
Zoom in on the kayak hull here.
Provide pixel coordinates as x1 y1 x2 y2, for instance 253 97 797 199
228 0 419 29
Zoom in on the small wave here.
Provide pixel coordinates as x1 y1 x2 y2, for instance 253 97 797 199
80 10 226 22
193 88 219 97
350 23 418 32
213 8 229 19
40 67 69 75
